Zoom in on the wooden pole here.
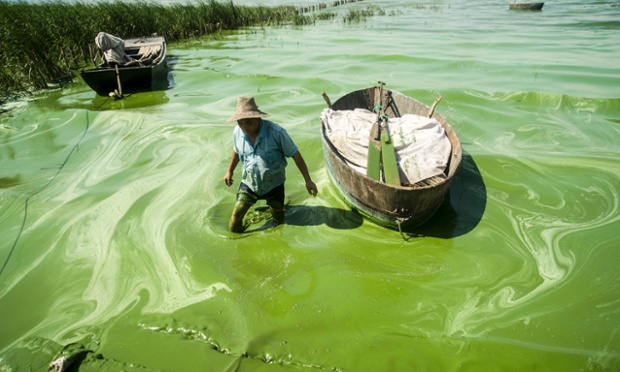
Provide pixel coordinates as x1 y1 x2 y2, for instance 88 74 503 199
114 64 123 98
428 96 442 118
321 91 332 108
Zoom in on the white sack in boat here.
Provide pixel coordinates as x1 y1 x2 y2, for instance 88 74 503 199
321 108 451 185
95 32 134 65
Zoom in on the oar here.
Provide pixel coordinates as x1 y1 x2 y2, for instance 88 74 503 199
367 107 382 181
367 81 387 181
375 81 400 186
379 113 400 186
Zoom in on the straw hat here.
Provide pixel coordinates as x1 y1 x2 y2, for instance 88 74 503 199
226 96 270 122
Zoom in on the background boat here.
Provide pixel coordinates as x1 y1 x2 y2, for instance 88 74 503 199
81 34 168 96
321 86 462 231
509 2 544 10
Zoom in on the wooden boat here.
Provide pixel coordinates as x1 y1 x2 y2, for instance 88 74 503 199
320 85 462 231
509 2 544 10
81 32 168 96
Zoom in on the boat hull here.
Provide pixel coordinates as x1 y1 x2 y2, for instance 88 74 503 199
81 36 168 96
321 87 462 230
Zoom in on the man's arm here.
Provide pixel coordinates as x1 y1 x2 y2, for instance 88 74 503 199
224 149 239 187
292 151 318 197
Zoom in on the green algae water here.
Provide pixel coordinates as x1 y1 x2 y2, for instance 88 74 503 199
1 0 620 370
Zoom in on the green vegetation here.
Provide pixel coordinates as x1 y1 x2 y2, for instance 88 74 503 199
0 0 382 102
343 5 385 23
0 0 334 102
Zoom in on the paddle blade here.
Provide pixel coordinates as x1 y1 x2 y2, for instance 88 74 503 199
380 126 400 186
367 139 381 180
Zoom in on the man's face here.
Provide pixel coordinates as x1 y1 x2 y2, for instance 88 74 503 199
237 118 260 135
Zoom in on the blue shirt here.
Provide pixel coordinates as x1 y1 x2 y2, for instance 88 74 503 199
233 119 298 195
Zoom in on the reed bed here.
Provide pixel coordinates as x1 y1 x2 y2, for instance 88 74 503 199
343 5 386 23
0 0 376 102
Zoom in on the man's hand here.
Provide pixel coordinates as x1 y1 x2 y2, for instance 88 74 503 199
306 181 318 197
224 172 234 187
292 151 318 197
225 150 239 187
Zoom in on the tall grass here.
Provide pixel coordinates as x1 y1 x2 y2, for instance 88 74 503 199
343 5 386 23
0 0 339 102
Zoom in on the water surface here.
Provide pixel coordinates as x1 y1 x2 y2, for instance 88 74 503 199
1 0 619 370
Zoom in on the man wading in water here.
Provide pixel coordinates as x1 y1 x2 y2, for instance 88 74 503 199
224 96 318 233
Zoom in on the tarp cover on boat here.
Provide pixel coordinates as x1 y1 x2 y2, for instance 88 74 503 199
321 108 451 185
95 32 134 65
